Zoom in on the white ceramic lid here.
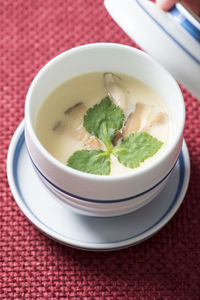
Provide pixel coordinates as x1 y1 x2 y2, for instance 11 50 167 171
105 0 200 99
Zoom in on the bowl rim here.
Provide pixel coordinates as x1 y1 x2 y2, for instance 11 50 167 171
25 42 185 182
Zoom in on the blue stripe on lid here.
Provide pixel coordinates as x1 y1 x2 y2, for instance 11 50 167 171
170 6 200 42
135 0 200 65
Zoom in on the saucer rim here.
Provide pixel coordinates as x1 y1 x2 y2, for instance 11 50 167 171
7 121 191 250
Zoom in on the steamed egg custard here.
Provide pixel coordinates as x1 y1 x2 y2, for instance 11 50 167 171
35 72 170 175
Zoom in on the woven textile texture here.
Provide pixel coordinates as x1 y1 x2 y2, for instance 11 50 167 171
0 0 200 299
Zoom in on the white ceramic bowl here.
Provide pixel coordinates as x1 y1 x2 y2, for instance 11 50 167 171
25 43 185 217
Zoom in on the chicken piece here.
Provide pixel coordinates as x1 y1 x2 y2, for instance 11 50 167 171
141 107 166 132
142 111 165 132
84 135 102 150
123 103 146 138
103 73 127 112
123 102 166 138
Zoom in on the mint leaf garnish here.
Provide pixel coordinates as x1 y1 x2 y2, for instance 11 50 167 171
67 96 164 175
113 132 163 168
84 97 124 152
67 150 110 175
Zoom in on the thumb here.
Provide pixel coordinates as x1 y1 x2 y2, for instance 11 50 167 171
156 0 177 11
156 0 200 16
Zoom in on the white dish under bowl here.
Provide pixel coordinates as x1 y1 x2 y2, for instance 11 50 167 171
7 121 190 250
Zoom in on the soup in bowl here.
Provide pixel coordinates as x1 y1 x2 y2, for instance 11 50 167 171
25 43 185 216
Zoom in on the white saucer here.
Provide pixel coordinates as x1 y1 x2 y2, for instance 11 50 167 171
7 121 190 251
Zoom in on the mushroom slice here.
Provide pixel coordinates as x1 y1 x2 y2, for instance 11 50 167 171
123 103 146 138
56 102 103 150
64 102 82 114
112 130 123 146
64 102 89 141
84 135 102 150
103 73 127 111
52 120 63 132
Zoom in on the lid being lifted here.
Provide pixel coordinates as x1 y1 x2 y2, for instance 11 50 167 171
105 0 200 99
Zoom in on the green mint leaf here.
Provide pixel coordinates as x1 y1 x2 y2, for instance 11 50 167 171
67 150 110 175
113 132 163 168
83 97 124 151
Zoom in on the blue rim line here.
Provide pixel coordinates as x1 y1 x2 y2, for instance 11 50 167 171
170 6 200 43
26 135 177 204
135 0 200 65
12 128 185 250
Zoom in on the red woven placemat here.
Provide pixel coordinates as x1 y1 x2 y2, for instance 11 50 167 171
0 0 200 299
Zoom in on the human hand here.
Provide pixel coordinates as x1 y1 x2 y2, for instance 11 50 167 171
156 0 200 16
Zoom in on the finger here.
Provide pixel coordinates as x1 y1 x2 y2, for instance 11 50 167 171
156 0 177 11
156 0 200 16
